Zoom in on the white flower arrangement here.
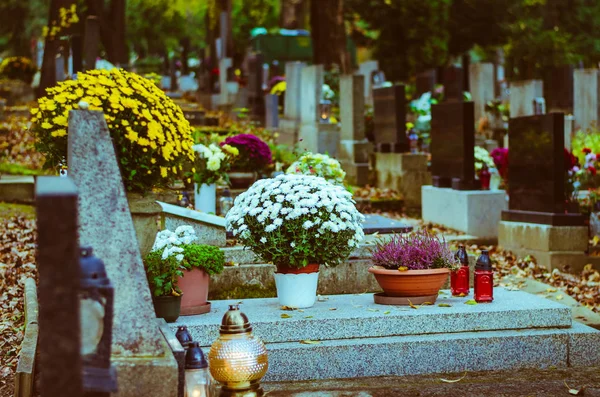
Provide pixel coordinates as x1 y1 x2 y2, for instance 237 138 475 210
192 143 239 185
151 225 198 262
474 146 496 172
225 174 365 269
286 152 346 185
322 84 335 100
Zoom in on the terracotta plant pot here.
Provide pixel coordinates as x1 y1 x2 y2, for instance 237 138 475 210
276 263 320 274
152 295 182 323
228 171 257 189
127 192 162 259
368 267 450 303
178 268 211 315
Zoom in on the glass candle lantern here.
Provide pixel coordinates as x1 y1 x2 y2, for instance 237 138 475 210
474 250 494 303
451 244 470 296
185 341 212 397
319 100 331 123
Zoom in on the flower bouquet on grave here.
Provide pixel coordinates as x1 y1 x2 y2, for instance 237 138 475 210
191 142 239 213
221 134 273 188
225 173 365 308
368 229 459 305
0 57 37 84
286 152 346 185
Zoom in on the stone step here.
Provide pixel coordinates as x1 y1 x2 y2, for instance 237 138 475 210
0 175 34 203
258 322 599 381
173 289 572 346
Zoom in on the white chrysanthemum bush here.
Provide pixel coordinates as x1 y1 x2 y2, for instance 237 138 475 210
225 174 365 269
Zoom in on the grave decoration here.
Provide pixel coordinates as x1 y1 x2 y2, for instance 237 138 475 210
191 142 239 213
31 68 195 194
368 229 459 305
474 250 493 303
185 342 212 397
79 247 118 395
221 133 272 188
175 326 193 350
450 244 470 297
286 152 346 185
146 226 224 318
0 56 37 84
225 174 364 308
208 304 268 396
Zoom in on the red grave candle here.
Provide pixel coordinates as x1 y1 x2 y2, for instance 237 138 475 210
451 244 469 296
474 250 494 303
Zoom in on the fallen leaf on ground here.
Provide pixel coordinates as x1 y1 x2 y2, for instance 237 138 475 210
280 305 298 311
317 295 329 302
438 303 452 307
304 316 313 319
329 308 337 311
383 311 391 314
555 294 564 300
300 339 320 344
565 381 585 395
440 372 467 383
465 300 478 305
367 308 379 312
280 313 292 319
408 300 418 309
421 302 433 305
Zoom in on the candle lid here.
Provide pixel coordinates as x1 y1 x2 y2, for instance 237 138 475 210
220 304 252 334
475 250 493 271
176 325 193 348
455 244 469 266
185 341 208 369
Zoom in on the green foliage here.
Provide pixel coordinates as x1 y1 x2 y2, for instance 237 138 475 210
572 129 600 166
181 244 225 276
0 0 48 56
346 0 451 81
144 250 184 297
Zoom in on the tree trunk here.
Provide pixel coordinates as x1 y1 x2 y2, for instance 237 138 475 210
39 0 75 97
180 37 190 75
109 0 128 66
309 0 350 72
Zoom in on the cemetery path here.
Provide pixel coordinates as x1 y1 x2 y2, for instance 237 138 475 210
263 367 600 396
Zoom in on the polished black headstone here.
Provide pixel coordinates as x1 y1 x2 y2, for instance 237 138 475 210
36 177 83 397
543 65 574 112
362 214 413 235
248 53 265 119
442 66 464 102
502 112 585 225
182 109 206 126
415 69 437 97
430 101 477 189
373 84 408 153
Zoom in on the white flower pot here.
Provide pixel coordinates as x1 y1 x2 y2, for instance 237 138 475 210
194 183 216 214
273 272 320 308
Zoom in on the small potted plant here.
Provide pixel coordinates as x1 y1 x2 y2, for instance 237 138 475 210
225 174 365 308
368 230 458 305
192 142 239 213
144 231 186 323
179 242 225 315
286 152 346 185
221 134 272 188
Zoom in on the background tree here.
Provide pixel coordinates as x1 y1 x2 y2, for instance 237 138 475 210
0 0 48 57
310 0 350 72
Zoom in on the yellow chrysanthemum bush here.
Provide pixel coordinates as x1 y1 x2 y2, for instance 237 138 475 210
0 57 37 84
31 69 195 193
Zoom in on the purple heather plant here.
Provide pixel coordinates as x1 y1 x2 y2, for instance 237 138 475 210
371 229 458 270
222 134 272 171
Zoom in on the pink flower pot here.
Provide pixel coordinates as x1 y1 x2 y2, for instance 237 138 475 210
178 268 211 315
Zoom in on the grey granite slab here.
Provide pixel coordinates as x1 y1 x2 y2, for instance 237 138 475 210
173 288 572 346
260 328 569 381
362 214 413 234
567 321 600 367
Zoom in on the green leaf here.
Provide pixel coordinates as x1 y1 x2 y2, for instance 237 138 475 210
438 303 452 307
465 300 478 305
280 313 292 319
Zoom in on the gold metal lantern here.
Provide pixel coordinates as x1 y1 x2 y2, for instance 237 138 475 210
208 304 268 396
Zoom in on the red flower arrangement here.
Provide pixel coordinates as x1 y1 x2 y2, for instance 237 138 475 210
491 148 508 179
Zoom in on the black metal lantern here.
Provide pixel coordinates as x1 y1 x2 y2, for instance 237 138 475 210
79 247 118 395
319 99 332 123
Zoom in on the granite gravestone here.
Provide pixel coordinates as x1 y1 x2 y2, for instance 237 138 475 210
36 177 83 397
430 66 477 190
415 69 437 97
502 112 585 225
574 69 600 131
67 110 178 397
544 65 574 113
372 84 408 153
247 53 265 120
265 93 279 129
